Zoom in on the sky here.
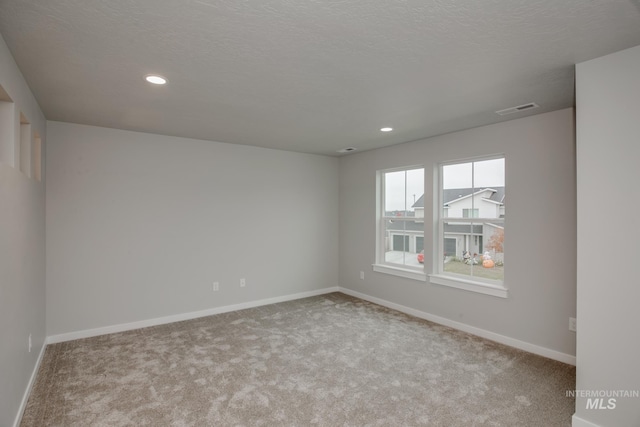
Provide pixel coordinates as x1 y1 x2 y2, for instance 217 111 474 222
443 158 504 189
385 158 504 211
385 168 424 212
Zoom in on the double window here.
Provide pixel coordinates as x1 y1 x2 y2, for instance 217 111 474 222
375 156 507 297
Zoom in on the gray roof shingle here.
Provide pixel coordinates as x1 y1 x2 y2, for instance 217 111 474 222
411 187 505 208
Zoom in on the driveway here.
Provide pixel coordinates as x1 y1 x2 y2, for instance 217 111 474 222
385 251 423 267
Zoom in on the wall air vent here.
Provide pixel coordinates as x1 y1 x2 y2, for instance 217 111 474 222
337 147 357 153
495 102 539 116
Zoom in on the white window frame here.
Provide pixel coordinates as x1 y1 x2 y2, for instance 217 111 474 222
429 155 507 298
373 165 426 281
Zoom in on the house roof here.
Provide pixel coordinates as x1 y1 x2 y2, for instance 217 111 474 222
411 187 505 208
444 187 505 206
386 220 424 232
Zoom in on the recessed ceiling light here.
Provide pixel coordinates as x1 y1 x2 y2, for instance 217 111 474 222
380 127 393 132
145 74 167 85
337 147 357 153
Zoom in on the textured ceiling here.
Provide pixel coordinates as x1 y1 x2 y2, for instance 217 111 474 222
1 0 639 156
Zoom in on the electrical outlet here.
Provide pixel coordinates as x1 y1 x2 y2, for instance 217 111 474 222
569 317 577 332
240 278 246 287
360 271 365 280
213 281 219 292
28 334 32 353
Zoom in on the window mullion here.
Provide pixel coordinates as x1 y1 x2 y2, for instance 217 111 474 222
403 171 407 265
470 161 475 277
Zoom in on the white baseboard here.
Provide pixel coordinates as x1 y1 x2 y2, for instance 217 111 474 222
572 414 601 427
48 285 576 366
338 287 577 366
30 285 576 426
13 341 47 427
47 287 340 344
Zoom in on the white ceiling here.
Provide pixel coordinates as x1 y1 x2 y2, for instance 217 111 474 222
1 1 639 156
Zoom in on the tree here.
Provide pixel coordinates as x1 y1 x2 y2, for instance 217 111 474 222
486 228 504 253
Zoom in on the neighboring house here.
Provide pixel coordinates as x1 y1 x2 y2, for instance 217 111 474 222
385 214 424 255
387 187 505 261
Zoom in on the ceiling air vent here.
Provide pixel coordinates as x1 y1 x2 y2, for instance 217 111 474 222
495 102 539 116
337 147 357 153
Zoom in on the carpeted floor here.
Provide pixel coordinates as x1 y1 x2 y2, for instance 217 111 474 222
21 293 576 426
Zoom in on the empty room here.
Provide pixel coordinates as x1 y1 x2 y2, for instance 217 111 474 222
1 1 639 426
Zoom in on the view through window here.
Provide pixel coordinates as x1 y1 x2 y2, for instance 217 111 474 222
380 167 425 270
440 157 505 283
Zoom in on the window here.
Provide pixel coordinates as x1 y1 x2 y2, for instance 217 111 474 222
462 208 479 218
429 156 507 298
32 132 42 182
20 112 31 177
0 84 14 166
374 166 425 280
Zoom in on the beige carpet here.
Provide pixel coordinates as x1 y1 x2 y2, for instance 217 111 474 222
22 293 575 426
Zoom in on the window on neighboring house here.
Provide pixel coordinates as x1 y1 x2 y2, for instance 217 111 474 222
463 208 479 218
429 156 507 298
374 166 425 281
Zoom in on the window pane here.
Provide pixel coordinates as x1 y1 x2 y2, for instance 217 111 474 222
473 158 505 189
443 162 473 219
405 168 424 215
443 162 472 189
384 219 424 268
384 168 424 218
385 170 405 215
442 220 504 281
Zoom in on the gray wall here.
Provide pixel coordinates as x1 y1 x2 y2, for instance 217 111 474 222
339 108 577 358
46 122 339 336
575 45 640 427
0 36 47 426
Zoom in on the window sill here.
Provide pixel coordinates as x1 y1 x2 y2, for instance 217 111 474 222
372 264 427 282
428 274 508 298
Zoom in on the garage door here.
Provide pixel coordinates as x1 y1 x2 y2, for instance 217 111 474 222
444 238 456 257
393 234 410 251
